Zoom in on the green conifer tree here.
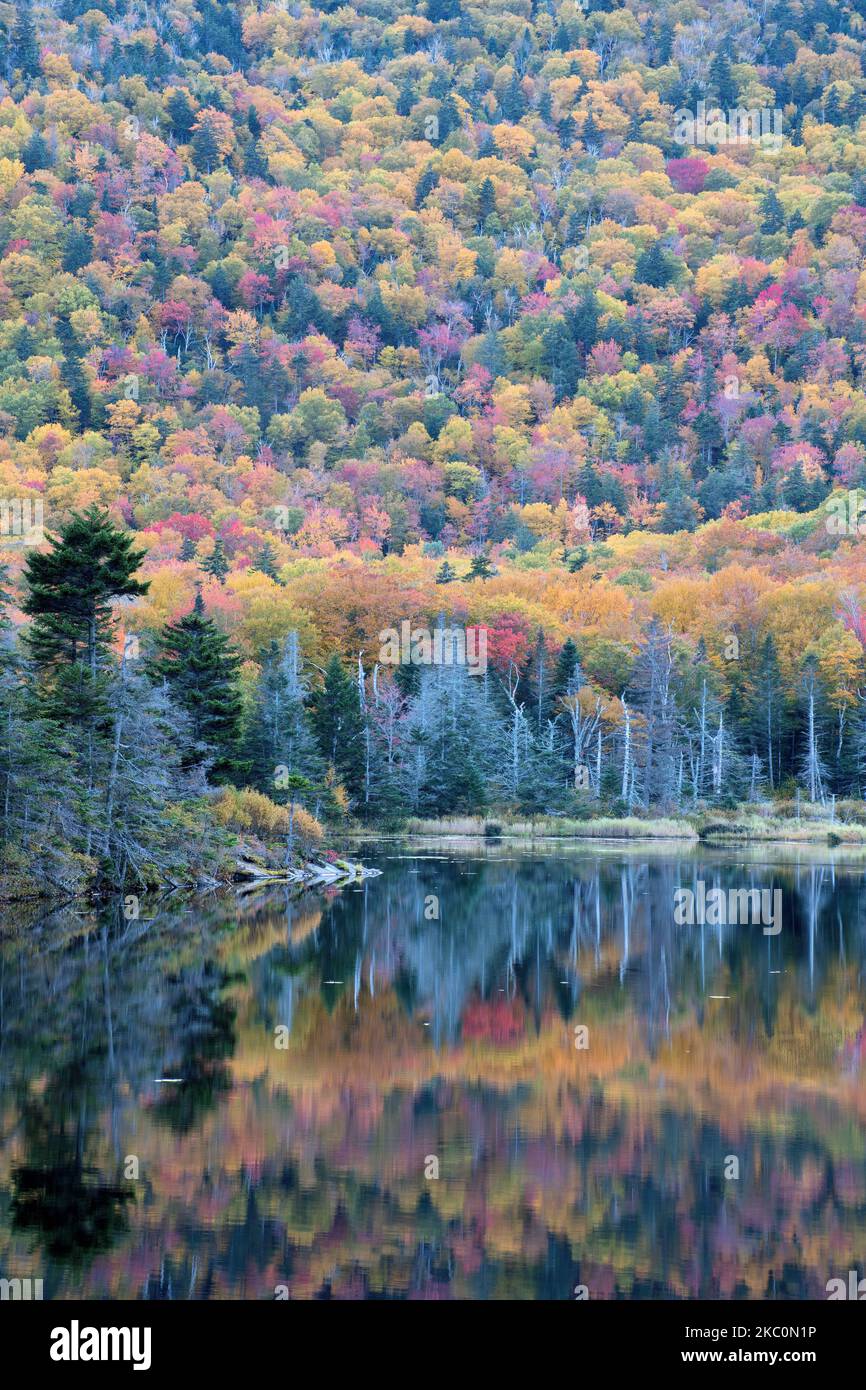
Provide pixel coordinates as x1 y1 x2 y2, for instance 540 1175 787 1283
150 591 244 783
23 506 148 724
308 654 366 800
201 536 229 584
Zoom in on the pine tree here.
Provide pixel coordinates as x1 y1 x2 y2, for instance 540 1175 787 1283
577 460 604 508
396 84 416 117
782 461 811 512
655 22 673 64
244 139 269 180
435 560 458 583
150 591 244 783
0 579 78 872
21 129 49 173
709 49 736 107
167 90 196 139
557 113 576 146
179 536 197 562
55 314 91 428
477 176 496 223
192 120 221 174
414 167 439 208
568 288 599 353
661 482 699 533
500 73 527 121
466 553 495 580
12 0 41 78
635 239 674 289
551 638 579 710
62 225 93 274
201 536 229 584
581 111 600 151
438 94 460 139
23 507 148 724
404 664 495 816
251 540 281 581
760 188 786 235
543 320 580 402
308 654 366 801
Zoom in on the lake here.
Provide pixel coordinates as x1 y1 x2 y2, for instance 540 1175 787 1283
1 839 865 1300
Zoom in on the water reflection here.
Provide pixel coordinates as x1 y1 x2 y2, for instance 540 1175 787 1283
1 841 866 1299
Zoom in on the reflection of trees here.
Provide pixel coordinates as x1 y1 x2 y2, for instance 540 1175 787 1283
1 851 866 1297
0 910 238 1268
150 963 236 1136
10 1078 133 1259
259 855 866 1058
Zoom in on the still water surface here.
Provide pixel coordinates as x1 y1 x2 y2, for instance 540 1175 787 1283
2 839 865 1300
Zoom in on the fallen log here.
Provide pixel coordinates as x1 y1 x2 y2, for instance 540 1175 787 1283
233 857 381 885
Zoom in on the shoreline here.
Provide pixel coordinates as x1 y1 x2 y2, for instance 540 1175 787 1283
346 814 866 849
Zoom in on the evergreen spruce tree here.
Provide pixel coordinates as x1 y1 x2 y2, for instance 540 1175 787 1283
21 129 49 173
62 225 93 274
0 560 79 871
244 139 269 179
761 188 787 235
709 49 736 107
414 167 439 208
568 288 599 353
438 94 460 139
56 313 92 428
581 111 600 151
551 638 579 710
466 553 495 580
781 461 811 511
500 72 527 121
435 560 458 583
23 507 148 725
201 536 229 584
308 654 366 801
396 84 416 117
661 481 699 533
12 0 41 78
251 540 281 581
477 176 496 223
167 90 196 140
150 591 244 783
543 320 580 402
21 509 150 868
191 119 221 174
635 239 675 289
404 665 494 816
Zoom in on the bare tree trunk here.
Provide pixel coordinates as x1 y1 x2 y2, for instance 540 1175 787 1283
621 697 631 802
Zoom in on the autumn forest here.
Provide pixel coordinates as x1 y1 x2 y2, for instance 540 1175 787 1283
5 0 866 1323
0 0 865 875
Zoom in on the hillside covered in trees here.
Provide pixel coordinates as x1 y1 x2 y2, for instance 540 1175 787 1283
2 0 866 891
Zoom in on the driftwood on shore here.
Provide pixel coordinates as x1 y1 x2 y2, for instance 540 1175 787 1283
234 857 381 887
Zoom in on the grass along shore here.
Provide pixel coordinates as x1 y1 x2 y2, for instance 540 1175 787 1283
394 809 866 847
